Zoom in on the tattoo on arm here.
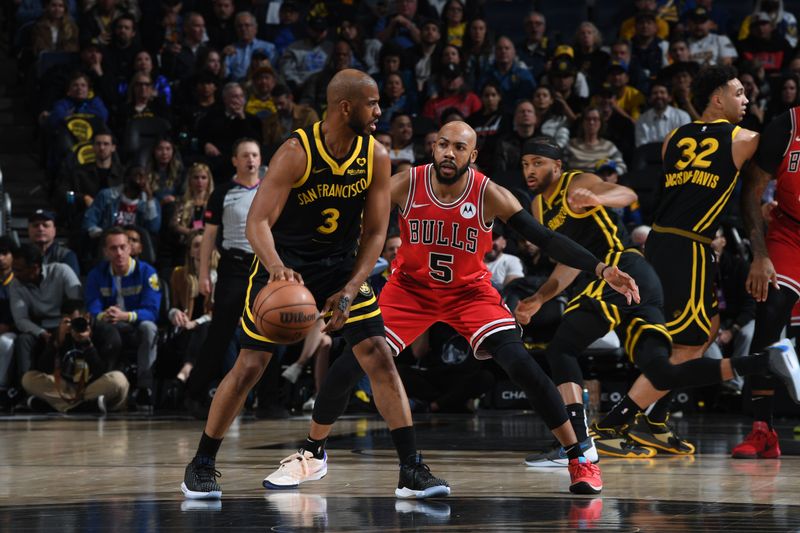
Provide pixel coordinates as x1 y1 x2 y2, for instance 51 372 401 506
742 163 771 257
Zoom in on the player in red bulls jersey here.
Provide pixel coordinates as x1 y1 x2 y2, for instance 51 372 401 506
731 106 800 459
264 121 643 496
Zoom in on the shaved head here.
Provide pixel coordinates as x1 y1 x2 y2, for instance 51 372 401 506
327 68 378 107
327 69 381 135
438 121 477 150
432 121 478 185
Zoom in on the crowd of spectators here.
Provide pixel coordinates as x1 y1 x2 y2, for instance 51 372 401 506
2 0 798 416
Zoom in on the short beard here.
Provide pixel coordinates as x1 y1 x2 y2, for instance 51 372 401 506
348 114 368 135
528 168 555 196
433 161 470 185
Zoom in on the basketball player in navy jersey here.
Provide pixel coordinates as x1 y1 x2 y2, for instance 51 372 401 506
181 69 449 500
264 121 645 495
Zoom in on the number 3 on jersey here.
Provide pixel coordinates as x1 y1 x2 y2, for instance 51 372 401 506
317 208 340 234
429 252 453 283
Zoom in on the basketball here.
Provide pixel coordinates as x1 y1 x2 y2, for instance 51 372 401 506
252 280 319 344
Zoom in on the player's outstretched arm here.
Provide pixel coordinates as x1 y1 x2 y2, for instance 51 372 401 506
515 263 581 325
245 138 308 283
567 172 638 211
484 181 640 304
321 141 392 333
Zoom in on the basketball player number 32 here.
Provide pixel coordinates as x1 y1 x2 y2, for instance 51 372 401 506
674 137 719 170
317 208 340 234
429 252 454 283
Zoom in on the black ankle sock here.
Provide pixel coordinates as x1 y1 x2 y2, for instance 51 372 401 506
731 351 771 377
301 436 327 459
647 392 674 424
566 403 588 442
196 432 223 461
599 395 641 428
564 442 585 461
390 426 417 465
752 394 775 429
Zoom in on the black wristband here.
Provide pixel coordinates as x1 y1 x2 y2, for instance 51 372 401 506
599 265 612 279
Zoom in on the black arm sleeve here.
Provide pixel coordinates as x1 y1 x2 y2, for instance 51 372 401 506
756 111 792 175
506 209 601 275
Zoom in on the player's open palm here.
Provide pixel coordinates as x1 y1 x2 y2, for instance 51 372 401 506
746 255 778 302
603 266 640 305
568 187 601 210
515 297 543 326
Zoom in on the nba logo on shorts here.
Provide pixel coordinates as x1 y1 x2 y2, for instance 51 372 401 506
460 202 476 219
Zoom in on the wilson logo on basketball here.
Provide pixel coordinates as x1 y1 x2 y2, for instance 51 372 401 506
280 311 318 324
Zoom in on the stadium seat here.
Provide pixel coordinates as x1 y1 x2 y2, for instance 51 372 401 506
120 117 171 163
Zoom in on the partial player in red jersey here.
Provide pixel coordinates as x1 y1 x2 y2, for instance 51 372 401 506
733 106 800 459
264 121 643 496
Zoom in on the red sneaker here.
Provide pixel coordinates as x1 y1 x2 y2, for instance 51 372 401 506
568 457 603 494
731 421 781 459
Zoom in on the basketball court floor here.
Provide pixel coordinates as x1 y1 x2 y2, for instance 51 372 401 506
2 411 800 532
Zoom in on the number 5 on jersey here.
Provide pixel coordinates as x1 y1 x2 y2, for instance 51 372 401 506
429 252 454 283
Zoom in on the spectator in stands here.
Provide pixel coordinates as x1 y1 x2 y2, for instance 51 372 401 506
619 0 670 41
739 70 766 132
423 63 481 125
668 62 701 120
9 244 82 392
31 0 79 57
80 0 129 47
223 12 277 82
0 237 18 412
484 230 524 290
548 56 586 123
374 131 392 153
195 47 226 84
412 18 442 93
603 61 646 121
116 50 172 106
86 227 161 412
337 17 381 75
206 0 236 51
377 73 414 132
765 73 800 124
176 71 221 143
609 38 648 93
375 0 422 49
301 39 356 116
41 71 109 131
532 86 570 149
468 81 507 171
83 165 162 243
140 0 184 58
635 81 691 147
169 230 214 387
631 11 668 79
737 0 798 48
388 113 416 166
492 99 538 193
16 0 78 26
703 228 756 392
104 14 142 85
593 85 636 164
481 36 535 113
27 209 79 276
280 14 333 91
170 163 213 247
112 72 171 141
687 7 737 66
516 11 549 81
21 300 129 413
262 83 318 152
738 12 793 77
161 12 207 82
442 0 466 47
59 39 116 111
566 107 627 173
196 82 263 182
244 65 277 119
146 136 184 208
573 21 610 93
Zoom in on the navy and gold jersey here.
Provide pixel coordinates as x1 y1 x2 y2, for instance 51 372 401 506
656 120 740 242
271 121 375 263
535 171 626 263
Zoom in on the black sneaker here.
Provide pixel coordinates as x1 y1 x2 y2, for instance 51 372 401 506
181 456 222 500
395 453 450 499
135 387 154 415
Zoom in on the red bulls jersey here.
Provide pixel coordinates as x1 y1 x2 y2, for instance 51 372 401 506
393 164 493 288
774 107 800 224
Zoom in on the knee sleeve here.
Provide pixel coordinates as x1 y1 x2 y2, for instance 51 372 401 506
312 347 365 425
543 333 586 387
484 331 569 430
636 335 679 390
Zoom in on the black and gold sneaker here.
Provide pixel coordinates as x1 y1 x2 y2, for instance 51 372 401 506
589 423 657 458
627 413 696 455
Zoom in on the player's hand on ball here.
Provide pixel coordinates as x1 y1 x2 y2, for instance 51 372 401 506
568 187 602 210
321 288 355 333
746 255 778 302
603 266 640 304
515 297 543 325
268 265 303 284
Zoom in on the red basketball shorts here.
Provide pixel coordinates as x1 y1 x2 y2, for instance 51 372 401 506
768 214 800 298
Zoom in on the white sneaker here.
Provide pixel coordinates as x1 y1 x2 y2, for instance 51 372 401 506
263 450 327 489
767 338 800 403
282 363 303 384
302 396 316 411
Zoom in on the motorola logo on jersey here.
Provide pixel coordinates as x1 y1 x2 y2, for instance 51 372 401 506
407 219 479 253
460 202 476 219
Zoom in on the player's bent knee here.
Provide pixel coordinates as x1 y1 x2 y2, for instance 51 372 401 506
353 337 395 371
234 349 272 378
